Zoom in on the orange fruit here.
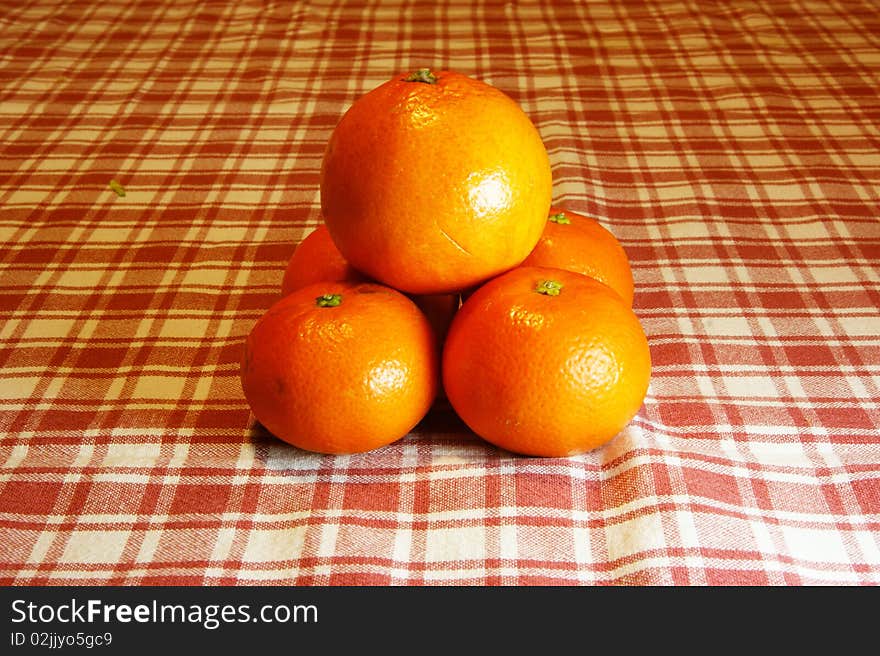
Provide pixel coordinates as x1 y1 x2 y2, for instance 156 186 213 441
279 223 458 356
281 224 366 296
442 266 651 457
520 207 635 305
411 293 460 349
320 68 553 295
411 292 461 403
240 281 438 454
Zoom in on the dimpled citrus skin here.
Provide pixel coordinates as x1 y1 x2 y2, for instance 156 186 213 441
240 281 438 454
320 69 552 295
281 224 367 296
442 267 651 457
520 207 635 306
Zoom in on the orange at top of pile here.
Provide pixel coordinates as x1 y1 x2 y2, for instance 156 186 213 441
320 68 553 296
240 68 651 458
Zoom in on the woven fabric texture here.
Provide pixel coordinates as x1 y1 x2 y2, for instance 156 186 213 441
1 0 878 585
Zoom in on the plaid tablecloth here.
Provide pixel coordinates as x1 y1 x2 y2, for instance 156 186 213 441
1 0 878 586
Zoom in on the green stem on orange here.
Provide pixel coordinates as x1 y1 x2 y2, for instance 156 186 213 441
405 68 438 84
549 212 570 225
315 293 342 307
535 280 563 296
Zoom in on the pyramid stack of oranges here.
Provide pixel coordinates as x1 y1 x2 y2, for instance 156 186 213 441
240 69 651 458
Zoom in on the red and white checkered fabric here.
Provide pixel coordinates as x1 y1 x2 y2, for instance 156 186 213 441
1 0 878 585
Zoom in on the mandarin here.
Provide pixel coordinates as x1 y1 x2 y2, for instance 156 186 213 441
521 207 635 305
279 224 459 351
442 267 651 457
320 68 552 295
241 281 438 454
411 292 460 349
281 224 366 296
